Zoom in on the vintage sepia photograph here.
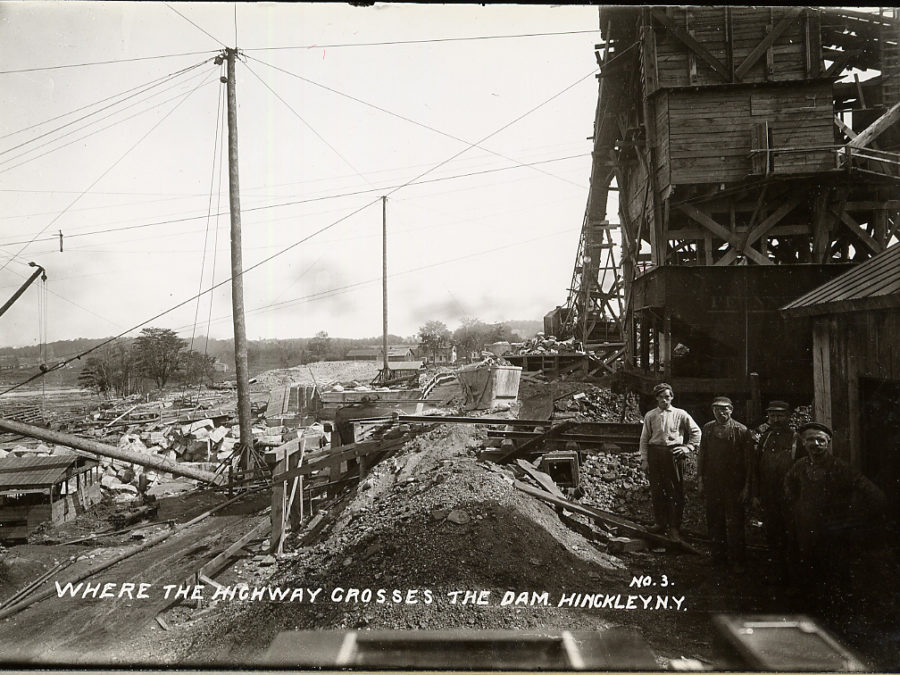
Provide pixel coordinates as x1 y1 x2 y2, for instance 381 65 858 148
0 3 898 670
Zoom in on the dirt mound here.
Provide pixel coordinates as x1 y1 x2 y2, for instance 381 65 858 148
178 423 630 664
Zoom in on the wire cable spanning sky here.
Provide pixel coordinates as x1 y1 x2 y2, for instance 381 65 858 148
0 3 605 350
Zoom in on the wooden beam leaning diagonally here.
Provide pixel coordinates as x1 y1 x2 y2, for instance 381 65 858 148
650 9 732 82
715 198 802 266
832 209 883 254
677 203 772 265
734 13 798 80
847 100 900 150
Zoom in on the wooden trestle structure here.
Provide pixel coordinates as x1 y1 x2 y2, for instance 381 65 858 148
560 6 900 419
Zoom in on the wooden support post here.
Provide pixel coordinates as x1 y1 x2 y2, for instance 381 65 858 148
813 320 832 428
748 372 762 425
874 209 888 247
848 353 861 468
270 455 287 554
661 312 672 380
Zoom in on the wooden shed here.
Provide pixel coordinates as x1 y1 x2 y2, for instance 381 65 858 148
782 243 900 518
0 454 102 541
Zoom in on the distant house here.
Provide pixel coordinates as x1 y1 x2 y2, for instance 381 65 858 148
415 344 455 364
346 345 416 361
0 455 102 540
0 355 16 370
212 359 228 373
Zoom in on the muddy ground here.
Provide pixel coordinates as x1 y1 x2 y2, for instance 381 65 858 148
1 370 898 670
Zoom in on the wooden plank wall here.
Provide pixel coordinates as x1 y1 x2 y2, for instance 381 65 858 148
654 7 817 88
819 310 900 467
663 81 833 185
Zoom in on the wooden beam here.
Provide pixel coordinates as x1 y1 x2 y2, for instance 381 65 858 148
834 209 883 254
734 13 797 80
823 49 860 78
513 480 700 554
847 100 900 149
642 24 658 95
833 115 857 140
678 203 772 265
812 191 832 263
650 9 732 82
716 198 802 266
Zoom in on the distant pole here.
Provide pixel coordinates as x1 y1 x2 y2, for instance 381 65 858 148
382 196 389 379
224 48 254 470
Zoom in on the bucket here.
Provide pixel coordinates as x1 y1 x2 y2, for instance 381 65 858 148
456 365 522 410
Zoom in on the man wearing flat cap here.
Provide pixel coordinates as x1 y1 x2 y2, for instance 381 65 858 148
784 422 886 587
639 383 701 541
752 401 804 580
697 396 755 571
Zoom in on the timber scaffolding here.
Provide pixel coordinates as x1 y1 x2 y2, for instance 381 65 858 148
557 6 900 420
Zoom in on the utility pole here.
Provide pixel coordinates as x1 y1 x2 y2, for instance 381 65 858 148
223 48 254 470
382 196 389 379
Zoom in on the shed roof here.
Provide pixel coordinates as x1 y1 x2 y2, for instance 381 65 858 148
0 455 94 489
781 244 900 316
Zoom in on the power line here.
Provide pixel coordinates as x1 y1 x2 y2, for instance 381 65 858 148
0 67 218 174
242 61 373 191
1 69 594 392
0 60 211 142
247 54 586 189
0 69 219 274
0 60 211 159
165 3 229 49
0 153 588 247
179 225 582 332
242 29 600 51
0 51 216 75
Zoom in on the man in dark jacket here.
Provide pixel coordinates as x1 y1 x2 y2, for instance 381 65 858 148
784 422 885 587
752 401 804 581
698 396 755 572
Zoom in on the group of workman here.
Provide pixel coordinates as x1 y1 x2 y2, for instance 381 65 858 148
639 382 886 583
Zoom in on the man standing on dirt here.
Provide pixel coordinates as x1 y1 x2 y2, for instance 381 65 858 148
639 382 701 541
783 422 886 589
697 396 754 572
752 400 804 581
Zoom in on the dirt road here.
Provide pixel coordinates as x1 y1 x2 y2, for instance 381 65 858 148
0 504 267 665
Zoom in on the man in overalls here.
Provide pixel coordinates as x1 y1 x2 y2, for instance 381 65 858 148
697 396 754 572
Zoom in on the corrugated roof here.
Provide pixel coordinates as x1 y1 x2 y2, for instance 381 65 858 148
782 244 900 316
0 455 90 489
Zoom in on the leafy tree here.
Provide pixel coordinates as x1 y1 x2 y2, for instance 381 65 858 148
308 330 331 362
135 327 186 388
452 317 489 363
78 343 137 398
182 350 216 385
417 320 451 363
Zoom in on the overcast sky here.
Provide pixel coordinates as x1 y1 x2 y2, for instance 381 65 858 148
0 2 607 350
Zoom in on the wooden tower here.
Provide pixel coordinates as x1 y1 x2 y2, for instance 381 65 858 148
565 6 900 418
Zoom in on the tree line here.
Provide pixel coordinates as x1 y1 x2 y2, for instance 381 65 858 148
77 328 217 397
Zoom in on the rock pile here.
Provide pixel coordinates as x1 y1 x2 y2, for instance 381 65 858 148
555 386 642 423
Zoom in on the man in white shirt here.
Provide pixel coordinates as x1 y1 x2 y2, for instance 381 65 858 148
639 382 702 540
